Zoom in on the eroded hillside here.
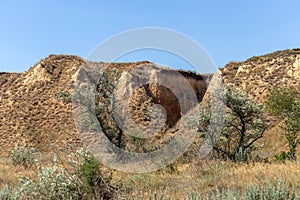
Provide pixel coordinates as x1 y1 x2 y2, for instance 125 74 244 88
0 49 299 156
221 49 300 101
0 55 209 154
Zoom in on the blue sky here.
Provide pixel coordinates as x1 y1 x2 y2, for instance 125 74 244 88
1 1 300 73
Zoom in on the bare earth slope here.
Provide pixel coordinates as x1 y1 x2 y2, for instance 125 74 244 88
0 49 299 156
0 55 84 153
0 55 209 154
221 49 300 102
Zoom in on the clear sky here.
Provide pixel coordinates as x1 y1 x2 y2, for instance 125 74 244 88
1 0 300 73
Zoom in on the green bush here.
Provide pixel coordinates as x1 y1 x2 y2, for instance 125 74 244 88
55 90 72 103
265 87 300 160
78 153 100 191
198 87 266 162
10 144 35 169
1 149 117 200
275 151 290 163
75 150 115 199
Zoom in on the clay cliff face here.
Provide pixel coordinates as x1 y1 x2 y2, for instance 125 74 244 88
117 65 209 129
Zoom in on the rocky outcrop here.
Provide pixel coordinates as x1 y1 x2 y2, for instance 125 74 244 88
75 61 209 152
115 64 208 129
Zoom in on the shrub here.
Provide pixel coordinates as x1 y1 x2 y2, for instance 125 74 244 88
16 158 82 200
95 68 124 148
75 149 116 200
198 87 266 162
55 90 72 103
118 179 297 200
244 180 295 200
265 87 300 160
1 149 117 200
275 151 289 163
10 144 35 169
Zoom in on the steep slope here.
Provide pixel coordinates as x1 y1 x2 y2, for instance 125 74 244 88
221 49 300 102
0 73 20 94
0 55 209 154
0 55 84 153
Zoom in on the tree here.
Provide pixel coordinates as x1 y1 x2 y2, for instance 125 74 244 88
198 87 266 161
96 68 124 148
265 87 300 160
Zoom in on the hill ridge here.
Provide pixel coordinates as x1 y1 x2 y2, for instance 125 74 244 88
0 50 299 155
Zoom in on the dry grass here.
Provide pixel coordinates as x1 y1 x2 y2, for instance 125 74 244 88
1 147 300 199
0 125 298 199
0 151 72 188
0 158 36 188
108 126 300 198
112 160 300 198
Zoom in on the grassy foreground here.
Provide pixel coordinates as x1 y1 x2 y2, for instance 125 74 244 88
1 149 300 199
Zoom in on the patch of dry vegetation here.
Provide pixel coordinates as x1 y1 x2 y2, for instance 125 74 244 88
111 160 300 198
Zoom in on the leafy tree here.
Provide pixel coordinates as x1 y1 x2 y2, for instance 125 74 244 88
265 87 300 160
198 87 266 161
